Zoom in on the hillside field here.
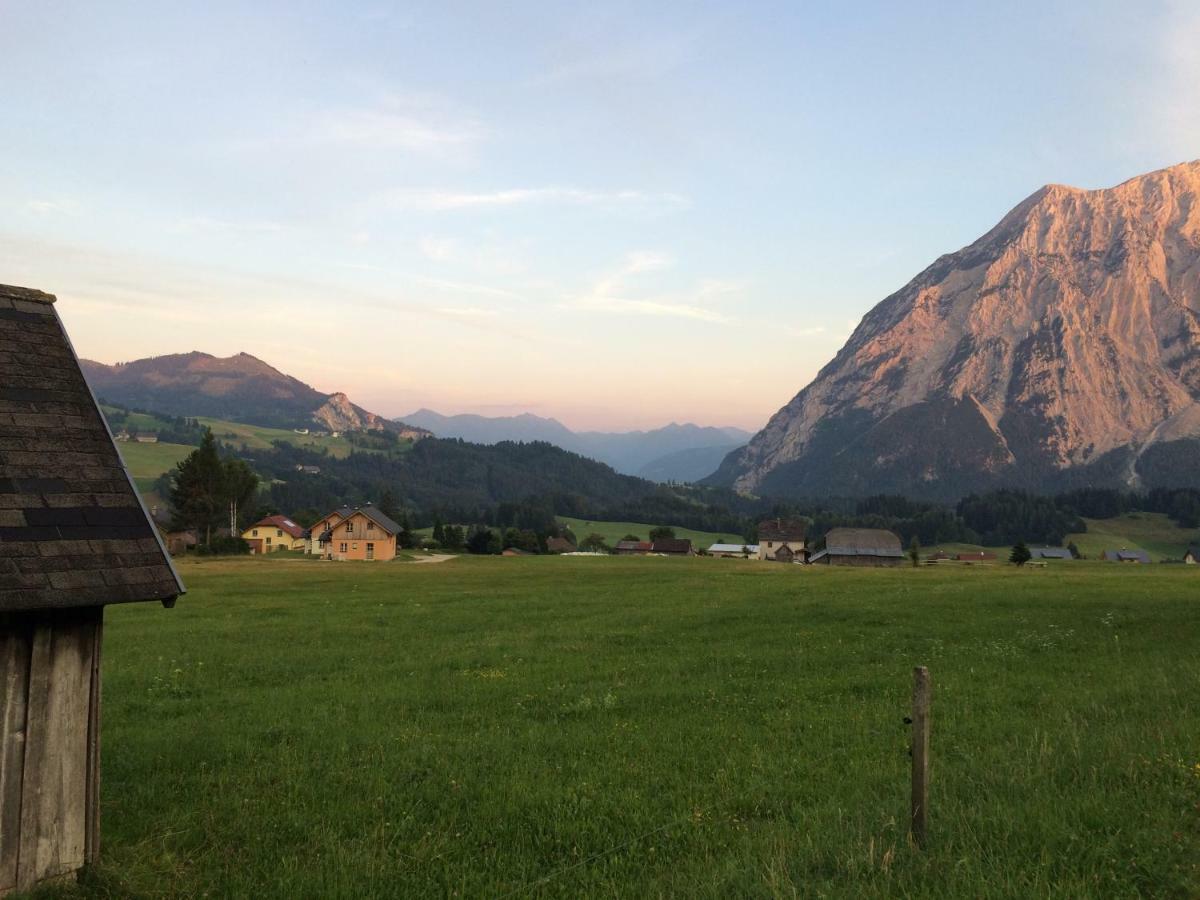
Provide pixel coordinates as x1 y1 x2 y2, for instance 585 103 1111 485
1069 513 1197 561
557 516 737 548
112 440 195 494
45 557 1200 898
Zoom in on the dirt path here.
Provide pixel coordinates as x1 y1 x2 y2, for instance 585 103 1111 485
409 553 456 564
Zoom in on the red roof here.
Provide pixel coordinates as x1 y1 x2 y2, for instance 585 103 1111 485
251 515 307 539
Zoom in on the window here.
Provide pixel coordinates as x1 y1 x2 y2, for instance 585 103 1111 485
266 537 272 545
352 543 358 551
367 521 375 532
276 530 283 537
767 541 773 548
346 522 354 534
366 542 375 560
339 542 348 553
252 529 258 537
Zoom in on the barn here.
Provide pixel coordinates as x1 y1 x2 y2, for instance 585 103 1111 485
809 527 904 566
0 284 184 894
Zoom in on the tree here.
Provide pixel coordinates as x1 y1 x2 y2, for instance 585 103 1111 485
578 533 610 553
621 533 642 542
432 517 446 547
466 525 500 555
560 525 578 546
441 524 465 551
1067 541 1082 560
222 457 259 534
1010 541 1032 567
908 535 922 568
648 526 675 542
170 429 230 545
397 513 418 549
378 488 399 524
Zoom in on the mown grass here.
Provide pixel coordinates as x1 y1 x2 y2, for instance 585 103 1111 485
194 417 359 459
113 441 195 494
1069 513 1197 561
34 558 1200 898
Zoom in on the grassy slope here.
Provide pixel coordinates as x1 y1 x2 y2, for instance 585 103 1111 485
558 516 737 548
113 440 195 493
53 558 1200 898
1069 513 1197 561
195 416 358 458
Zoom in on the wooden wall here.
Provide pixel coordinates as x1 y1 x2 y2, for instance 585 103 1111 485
0 607 102 896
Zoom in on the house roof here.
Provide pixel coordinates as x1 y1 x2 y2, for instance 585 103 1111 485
319 505 401 536
250 515 306 539
615 540 653 551
545 536 576 553
651 538 693 554
822 527 904 557
1030 547 1073 559
708 543 759 554
757 518 808 542
0 285 183 611
1103 548 1151 563
1186 546 1199 559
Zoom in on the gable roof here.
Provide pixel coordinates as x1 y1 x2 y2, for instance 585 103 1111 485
1030 547 1073 559
822 528 904 557
757 518 808 542
651 538 693 554
0 285 183 611
1102 548 1151 563
318 505 401 536
545 536 576 553
708 543 758 554
250 515 306 539
615 540 652 552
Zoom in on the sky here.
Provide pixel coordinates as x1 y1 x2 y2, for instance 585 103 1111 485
1 1 1198 431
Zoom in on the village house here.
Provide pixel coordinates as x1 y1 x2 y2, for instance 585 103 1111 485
545 536 577 554
810 527 904 566
133 432 158 443
652 538 694 556
1102 548 1151 563
1031 547 1074 560
614 540 653 555
114 430 131 442
756 518 809 563
309 506 352 555
242 515 307 553
317 504 401 561
707 542 759 558
294 464 321 475
1185 546 1198 565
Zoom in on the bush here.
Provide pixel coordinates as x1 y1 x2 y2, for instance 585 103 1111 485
195 536 250 556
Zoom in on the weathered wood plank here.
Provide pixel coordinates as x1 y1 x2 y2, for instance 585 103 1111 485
0 621 32 894
84 609 102 864
16 612 96 889
911 665 931 847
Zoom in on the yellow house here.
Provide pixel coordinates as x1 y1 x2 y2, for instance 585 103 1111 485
243 515 307 553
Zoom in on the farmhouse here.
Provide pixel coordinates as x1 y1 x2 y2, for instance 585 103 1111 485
652 538 694 556
757 518 808 563
1102 548 1151 563
242 515 307 553
1185 546 1198 565
133 432 158 443
1031 547 1073 560
545 536 577 554
708 542 759 558
318 504 400 561
955 551 996 563
810 528 904 566
0 284 183 894
614 540 653 555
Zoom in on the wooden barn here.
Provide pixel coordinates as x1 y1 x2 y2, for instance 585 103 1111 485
0 284 184 895
809 527 905 566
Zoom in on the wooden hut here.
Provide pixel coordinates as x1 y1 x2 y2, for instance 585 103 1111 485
0 284 183 895
809 527 904 566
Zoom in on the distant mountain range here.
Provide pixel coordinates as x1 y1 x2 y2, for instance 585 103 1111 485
80 352 429 438
710 159 1200 500
399 409 751 482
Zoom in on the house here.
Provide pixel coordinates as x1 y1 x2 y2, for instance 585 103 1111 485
614 540 653 555
294 464 321 475
242 515 308 553
317 504 401 561
134 432 158 443
161 527 199 555
1102 548 1151 563
502 547 533 556
1031 547 1073 560
707 542 759 558
114 430 131 442
955 551 996 563
810 528 904 566
1185 546 1199 565
0 283 183 894
309 506 352 555
545 536 577 554
757 518 809 563
652 538 694 556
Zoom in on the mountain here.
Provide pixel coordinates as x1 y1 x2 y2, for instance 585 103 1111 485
710 160 1200 500
399 409 751 481
81 352 429 438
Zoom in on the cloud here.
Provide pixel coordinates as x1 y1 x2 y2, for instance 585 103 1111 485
571 295 728 323
434 306 500 319
25 200 69 215
566 251 735 324
784 325 827 337
377 187 688 213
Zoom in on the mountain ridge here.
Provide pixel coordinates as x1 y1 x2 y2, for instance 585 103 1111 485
710 159 1200 499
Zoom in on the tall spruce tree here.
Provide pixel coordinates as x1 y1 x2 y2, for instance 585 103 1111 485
169 429 259 545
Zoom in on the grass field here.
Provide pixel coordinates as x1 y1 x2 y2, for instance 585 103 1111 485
40 557 1200 898
195 417 360 459
112 440 195 494
1069 513 1197 561
558 516 737 548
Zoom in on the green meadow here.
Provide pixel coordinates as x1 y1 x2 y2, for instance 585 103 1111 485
34 557 1200 898
112 440 195 495
557 516 735 548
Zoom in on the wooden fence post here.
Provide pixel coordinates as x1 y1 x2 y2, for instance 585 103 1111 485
911 666 931 847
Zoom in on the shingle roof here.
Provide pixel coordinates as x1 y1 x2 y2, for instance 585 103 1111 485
0 285 183 611
651 538 693 554
1030 547 1073 559
822 527 904 557
250 514 306 539
355 505 401 535
1102 548 1151 563
757 518 808 542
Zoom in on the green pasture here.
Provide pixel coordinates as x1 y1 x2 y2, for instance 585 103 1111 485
194 417 358 459
557 516 736 548
113 440 195 494
36 557 1200 898
1069 513 1195 561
